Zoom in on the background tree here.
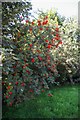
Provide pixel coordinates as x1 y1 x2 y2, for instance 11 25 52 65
2 1 32 105
55 18 79 84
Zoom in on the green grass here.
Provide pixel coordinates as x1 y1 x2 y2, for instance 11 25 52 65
3 84 79 118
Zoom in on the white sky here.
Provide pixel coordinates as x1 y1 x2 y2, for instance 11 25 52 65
31 0 79 18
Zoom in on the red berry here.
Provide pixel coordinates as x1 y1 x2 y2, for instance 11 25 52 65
45 20 48 24
29 28 32 31
6 95 9 99
39 28 43 31
20 16 22 18
46 27 48 31
59 41 62 44
38 20 41 23
9 102 13 106
42 21 45 25
26 70 30 74
55 27 59 32
32 21 34 25
45 40 49 43
42 20 48 25
21 82 25 86
41 89 45 92
26 20 29 23
29 44 32 47
15 81 18 85
23 65 26 69
25 64 28 66
7 86 11 90
38 20 41 26
56 33 59 37
48 68 51 70
29 89 33 93
47 56 50 60
45 16 48 19
2 81 5 85
48 93 53 97
56 43 59 48
31 58 35 63
12 73 16 76
9 92 12 95
55 36 60 40
38 23 41 26
13 66 16 68
47 44 52 49
38 56 42 61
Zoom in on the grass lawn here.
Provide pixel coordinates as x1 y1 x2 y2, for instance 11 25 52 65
2 84 79 118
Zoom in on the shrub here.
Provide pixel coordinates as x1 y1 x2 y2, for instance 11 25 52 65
2 10 62 106
55 18 79 84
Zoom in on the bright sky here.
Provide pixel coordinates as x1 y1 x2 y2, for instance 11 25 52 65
31 0 79 18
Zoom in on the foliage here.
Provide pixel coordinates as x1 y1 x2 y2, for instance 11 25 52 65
2 2 79 107
55 18 79 84
37 11 79 84
2 5 63 106
2 1 32 105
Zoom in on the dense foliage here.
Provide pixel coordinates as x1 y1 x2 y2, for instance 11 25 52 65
2 2 79 107
56 18 79 84
2 1 32 106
